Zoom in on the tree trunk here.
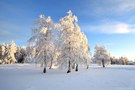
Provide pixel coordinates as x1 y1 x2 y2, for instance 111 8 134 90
67 42 71 73
86 59 89 69
43 67 46 73
75 64 78 71
43 31 49 73
67 60 71 73
49 57 53 69
72 63 75 69
43 60 47 73
86 65 89 69
43 52 47 73
102 59 105 68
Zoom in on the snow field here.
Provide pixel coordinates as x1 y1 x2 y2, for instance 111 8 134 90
0 64 135 90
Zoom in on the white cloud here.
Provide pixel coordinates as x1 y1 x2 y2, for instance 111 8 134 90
81 22 135 34
114 23 129 33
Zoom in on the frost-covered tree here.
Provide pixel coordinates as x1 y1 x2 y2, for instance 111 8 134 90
79 33 91 69
29 15 55 73
94 45 110 68
0 43 7 64
6 41 17 64
44 43 59 69
58 10 80 73
58 10 91 73
119 56 128 65
0 43 6 56
110 56 117 64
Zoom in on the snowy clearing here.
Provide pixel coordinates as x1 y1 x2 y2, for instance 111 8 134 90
0 64 135 90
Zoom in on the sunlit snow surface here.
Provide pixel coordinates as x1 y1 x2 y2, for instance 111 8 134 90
0 64 135 90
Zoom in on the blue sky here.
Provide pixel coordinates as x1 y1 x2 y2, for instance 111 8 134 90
0 0 135 60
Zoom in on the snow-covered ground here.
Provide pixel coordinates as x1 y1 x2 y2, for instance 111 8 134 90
0 64 135 90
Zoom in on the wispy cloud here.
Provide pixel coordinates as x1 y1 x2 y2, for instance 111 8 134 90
110 0 135 12
81 22 135 34
0 21 17 42
82 0 135 17
0 21 31 45
105 43 114 46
